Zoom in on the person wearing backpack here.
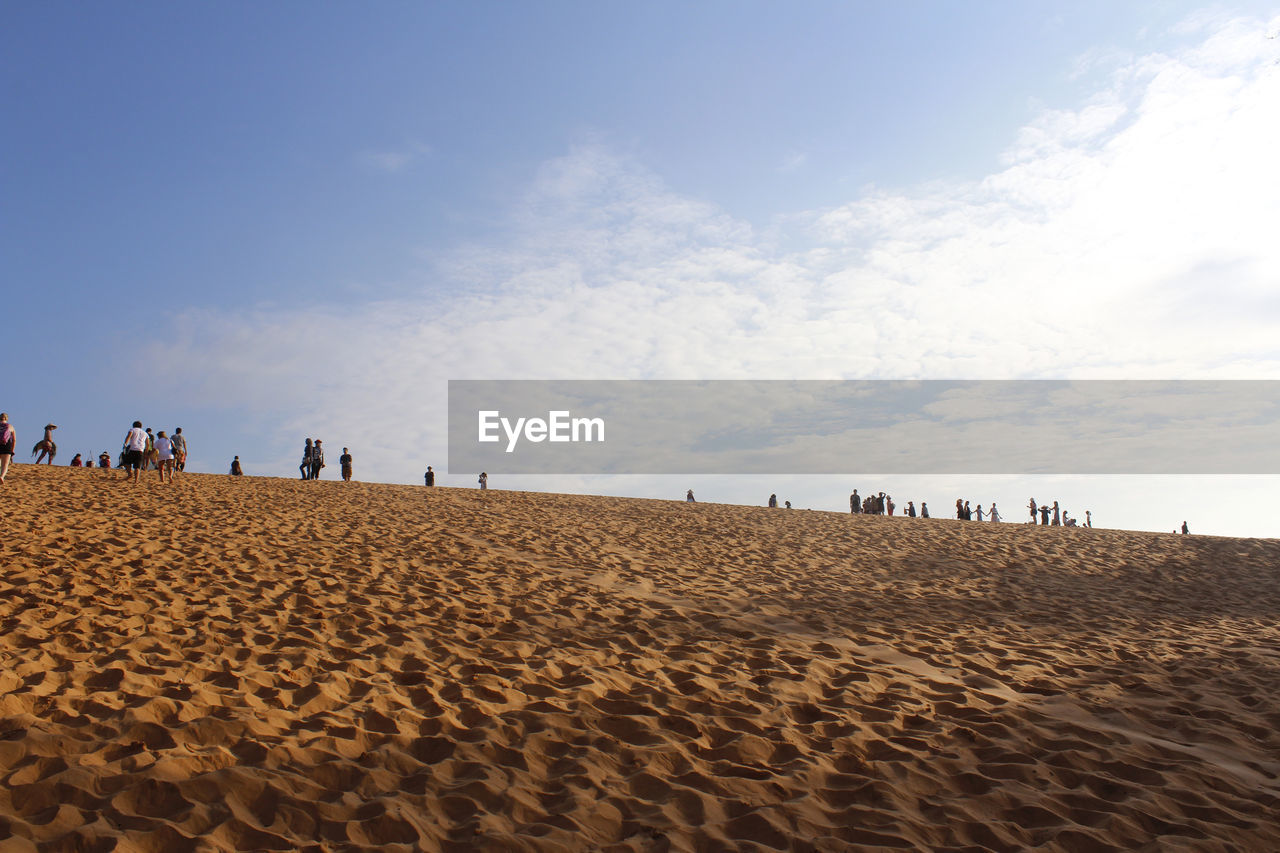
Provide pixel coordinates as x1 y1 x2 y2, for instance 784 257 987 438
0 413 15 483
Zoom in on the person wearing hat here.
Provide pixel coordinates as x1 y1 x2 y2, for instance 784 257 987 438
33 423 58 464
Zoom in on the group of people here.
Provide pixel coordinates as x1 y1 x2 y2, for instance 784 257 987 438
848 490 923 517
956 500 999 522
1026 498 1090 528
298 439 355 481
119 421 188 483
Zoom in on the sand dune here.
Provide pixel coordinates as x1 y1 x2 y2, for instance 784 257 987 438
2 464 1279 851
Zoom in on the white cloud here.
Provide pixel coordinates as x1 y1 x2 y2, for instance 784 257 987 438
149 12 1280 497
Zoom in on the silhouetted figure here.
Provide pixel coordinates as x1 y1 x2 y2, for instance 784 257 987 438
785 500 792 509
921 502 929 518
479 472 488 489
300 438 313 480
1181 521 1189 535
340 447 352 481
685 489 694 502
956 499 964 520
850 490 860 514
230 456 243 476
768 494 778 508
906 501 916 518
1086 510 1092 528
425 466 435 486
1039 505 1050 525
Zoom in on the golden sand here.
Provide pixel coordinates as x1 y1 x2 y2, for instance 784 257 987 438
2 465 1279 851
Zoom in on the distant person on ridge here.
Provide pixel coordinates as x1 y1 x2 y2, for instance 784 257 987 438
98 451 111 469
70 453 83 467
850 490 860 513
975 504 984 522
310 440 325 480
906 501 916 518
1039 504 1051 525
340 447 353 481
0 414 15 484
32 423 57 464
1029 498 1038 524
785 500 792 509
989 503 1000 523
768 494 777 508
230 456 243 476
685 489 694 502
1051 501 1061 526
920 502 929 518
479 472 488 489
171 427 188 471
956 499 964 520
1181 521 1189 534
425 466 435 486
300 438 313 480
1086 510 1092 528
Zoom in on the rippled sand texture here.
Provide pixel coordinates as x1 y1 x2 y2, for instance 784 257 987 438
2 465 1279 851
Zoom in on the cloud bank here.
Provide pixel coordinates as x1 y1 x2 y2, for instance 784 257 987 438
150 13 1280 486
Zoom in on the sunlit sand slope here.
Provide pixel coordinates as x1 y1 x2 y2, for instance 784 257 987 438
2 465 1278 851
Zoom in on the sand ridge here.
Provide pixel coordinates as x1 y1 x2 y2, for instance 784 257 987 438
2 465 1279 851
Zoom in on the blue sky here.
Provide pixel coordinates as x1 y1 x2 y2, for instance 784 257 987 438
4 3 1279 536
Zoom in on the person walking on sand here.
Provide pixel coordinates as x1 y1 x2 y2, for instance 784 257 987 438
685 489 694 502
143 428 158 471
850 490 860 514
425 466 435 486
921 502 929 518
990 503 1000 523
1051 501 1061 526
340 447 352 482
0 413 15 484
122 420 147 483
310 440 325 480
230 456 243 476
154 430 175 483
300 438 313 480
171 427 187 471
479 472 488 489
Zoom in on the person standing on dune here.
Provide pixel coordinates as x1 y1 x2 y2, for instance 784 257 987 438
340 447 352 482
425 465 435 486
300 438 313 480
171 427 187 472
479 471 488 489
310 440 325 480
990 503 1000 523
0 413 15 484
1029 497 1038 524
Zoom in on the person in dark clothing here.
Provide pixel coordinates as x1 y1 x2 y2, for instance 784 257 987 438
769 494 778 508
906 501 916 518
1039 504 1051 525
300 439 313 480
921 502 929 518
425 465 435 486
340 448 353 481
230 456 243 476
310 440 325 480
1181 521 1189 534
850 490 860 514
956 499 964 520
